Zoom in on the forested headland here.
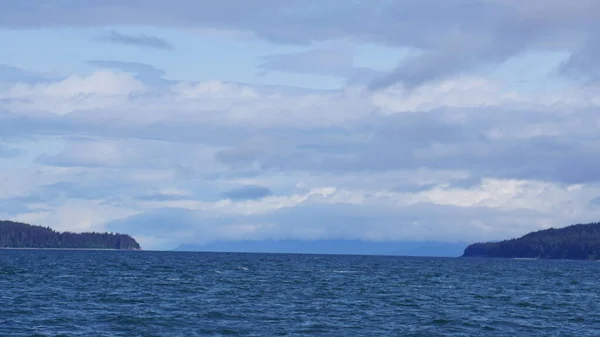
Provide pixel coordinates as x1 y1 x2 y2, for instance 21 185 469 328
0 220 141 250
462 222 600 260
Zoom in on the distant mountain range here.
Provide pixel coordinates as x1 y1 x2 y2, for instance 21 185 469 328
462 221 600 260
175 240 468 257
0 220 141 250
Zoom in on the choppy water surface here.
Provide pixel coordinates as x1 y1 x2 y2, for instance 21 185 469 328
1 251 600 336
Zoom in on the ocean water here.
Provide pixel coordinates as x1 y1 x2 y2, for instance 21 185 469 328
1 251 600 336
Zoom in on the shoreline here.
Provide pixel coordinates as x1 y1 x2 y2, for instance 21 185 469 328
0 247 142 251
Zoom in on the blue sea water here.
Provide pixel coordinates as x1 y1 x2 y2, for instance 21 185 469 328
1 251 600 336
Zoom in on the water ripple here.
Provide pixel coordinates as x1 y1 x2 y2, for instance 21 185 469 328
1 251 600 336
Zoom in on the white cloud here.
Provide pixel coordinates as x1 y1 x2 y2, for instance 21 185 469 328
0 166 79 199
4 0 600 251
2 70 600 131
11 199 138 233
3 70 600 249
1 71 145 115
372 76 600 113
415 179 600 214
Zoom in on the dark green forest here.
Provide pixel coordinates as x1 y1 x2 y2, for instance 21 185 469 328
462 222 600 260
0 220 141 250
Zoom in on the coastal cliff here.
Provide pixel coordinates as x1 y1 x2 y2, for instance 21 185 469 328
462 222 600 260
0 220 141 250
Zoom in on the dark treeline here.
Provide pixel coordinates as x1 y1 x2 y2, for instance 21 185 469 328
0 220 141 250
462 222 600 260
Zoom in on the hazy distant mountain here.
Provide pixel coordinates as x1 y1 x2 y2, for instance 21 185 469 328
175 240 467 257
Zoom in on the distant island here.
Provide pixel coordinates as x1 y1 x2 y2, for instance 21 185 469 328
0 220 141 250
462 222 600 260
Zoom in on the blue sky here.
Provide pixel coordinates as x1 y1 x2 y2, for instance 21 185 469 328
2 1 600 250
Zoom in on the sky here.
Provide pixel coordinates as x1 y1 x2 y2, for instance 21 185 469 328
2 0 600 250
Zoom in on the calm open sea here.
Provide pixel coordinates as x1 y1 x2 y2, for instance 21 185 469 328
1 250 599 336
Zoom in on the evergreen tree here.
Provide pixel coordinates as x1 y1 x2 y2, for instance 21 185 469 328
0 220 141 250
463 222 600 260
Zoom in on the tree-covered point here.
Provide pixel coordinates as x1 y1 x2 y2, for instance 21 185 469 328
0 220 141 250
462 222 600 260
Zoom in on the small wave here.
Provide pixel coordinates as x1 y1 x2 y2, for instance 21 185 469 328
333 270 356 273
432 318 452 325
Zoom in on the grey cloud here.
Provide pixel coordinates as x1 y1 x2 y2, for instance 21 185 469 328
368 43 516 90
215 147 259 169
3 164 228 212
221 185 273 200
251 202 538 242
447 177 483 189
2 1 598 87
388 177 482 193
0 3 562 83
174 163 196 180
0 197 41 215
213 107 600 184
0 64 60 84
4 79 600 185
558 35 600 84
5 93 600 185
93 30 174 50
27 179 139 204
590 197 600 206
0 144 20 158
258 45 382 83
0 112 243 145
34 137 217 171
105 202 548 248
87 60 166 79
136 194 188 202
106 207 199 238
8 109 579 186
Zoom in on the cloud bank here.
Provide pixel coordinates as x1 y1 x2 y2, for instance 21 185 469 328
2 69 600 249
2 0 600 87
2 1 600 250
